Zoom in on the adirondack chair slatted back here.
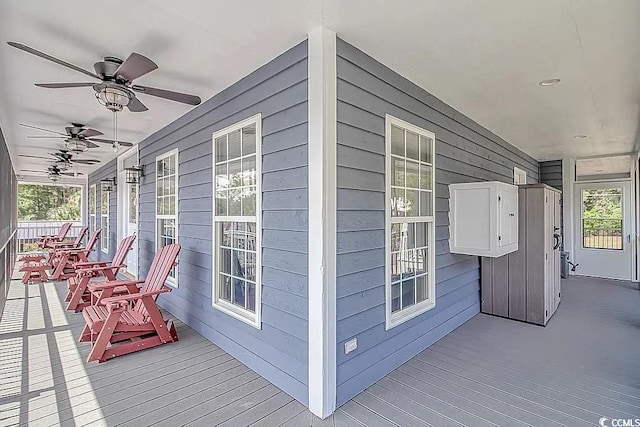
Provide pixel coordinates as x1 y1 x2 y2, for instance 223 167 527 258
58 222 72 239
112 235 136 268
85 230 101 253
72 226 88 247
134 243 180 316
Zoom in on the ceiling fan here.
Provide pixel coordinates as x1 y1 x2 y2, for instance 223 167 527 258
20 123 133 152
21 165 84 182
20 149 100 171
8 42 202 113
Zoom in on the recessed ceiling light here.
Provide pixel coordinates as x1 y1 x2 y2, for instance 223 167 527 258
573 135 588 139
539 78 561 86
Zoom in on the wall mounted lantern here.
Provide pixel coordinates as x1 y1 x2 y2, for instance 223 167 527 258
100 177 117 192
124 165 144 184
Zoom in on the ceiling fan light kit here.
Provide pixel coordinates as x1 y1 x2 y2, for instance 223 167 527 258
96 85 132 112
65 138 89 152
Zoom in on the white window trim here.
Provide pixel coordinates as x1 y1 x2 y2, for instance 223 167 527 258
385 114 436 330
101 189 109 253
155 148 179 287
211 114 262 329
89 184 97 233
514 166 527 185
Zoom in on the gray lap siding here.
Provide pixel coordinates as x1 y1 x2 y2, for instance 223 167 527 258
136 40 310 404
335 38 540 405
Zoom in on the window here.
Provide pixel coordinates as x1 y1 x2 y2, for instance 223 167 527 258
385 115 435 329
513 166 527 185
101 189 109 253
581 188 623 250
212 114 261 327
156 149 179 285
89 184 96 233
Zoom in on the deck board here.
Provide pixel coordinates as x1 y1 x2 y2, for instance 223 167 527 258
1 269 639 426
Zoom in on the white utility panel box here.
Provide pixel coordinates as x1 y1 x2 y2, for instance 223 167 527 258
449 181 518 257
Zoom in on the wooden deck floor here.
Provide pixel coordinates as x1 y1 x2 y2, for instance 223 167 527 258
1 271 639 426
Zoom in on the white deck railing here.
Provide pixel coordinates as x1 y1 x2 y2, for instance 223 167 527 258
17 220 84 253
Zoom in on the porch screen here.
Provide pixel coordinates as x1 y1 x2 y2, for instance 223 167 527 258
386 115 436 329
156 149 178 285
212 115 261 327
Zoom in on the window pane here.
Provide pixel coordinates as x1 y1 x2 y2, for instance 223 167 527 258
233 223 246 249
215 163 228 189
415 248 427 274
129 185 137 224
406 131 419 161
391 125 404 156
400 249 415 279
232 278 245 307
582 188 623 250
405 223 416 249
391 252 401 283
391 282 400 312
157 159 164 176
215 135 228 163
419 165 432 190
157 197 164 215
391 188 405 217
228 159 242 188
415 222 427 247
166 194 175 215
246 252 256 282
219 274 231 301
246 282 256 312
215 190 228 216
392 157 405 187
241 187 256 216
229 189 241 215
246 223 257 251
220 222 232 247
406 189 419 217
419 135 432 164
419 191 432 217
228 129 242 159
242 157 256 187
401 277 415 309
391 223 401 252
406 161 419 189
242 124 256 156
165 155 175 176
416 274 428 303
219 248 231 274
232 250 244 278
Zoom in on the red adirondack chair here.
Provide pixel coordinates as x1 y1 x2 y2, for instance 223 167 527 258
66 235 136 312
50 229 101 280
79 243 180 363
47 226 88 266
20 222 73 263
37 222 72 249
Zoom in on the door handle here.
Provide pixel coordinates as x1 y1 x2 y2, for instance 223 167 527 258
553 234 561 250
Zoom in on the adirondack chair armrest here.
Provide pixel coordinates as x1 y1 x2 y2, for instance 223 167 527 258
51 242 77 248
60 247 88 255
73 261 109 268
103 288 171 309
88 280 144 292
76 264 126 276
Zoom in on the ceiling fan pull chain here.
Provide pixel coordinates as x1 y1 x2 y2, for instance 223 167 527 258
112 111 120 153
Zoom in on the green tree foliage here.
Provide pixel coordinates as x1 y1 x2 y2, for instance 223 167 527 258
582 189 622 236
18 184 81 221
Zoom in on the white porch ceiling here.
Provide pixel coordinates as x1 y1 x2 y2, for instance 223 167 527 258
0 0 638 182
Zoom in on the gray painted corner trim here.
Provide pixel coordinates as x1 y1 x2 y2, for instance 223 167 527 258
307 26 337 419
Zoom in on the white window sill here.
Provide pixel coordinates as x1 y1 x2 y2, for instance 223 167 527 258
213 299 261 329
386 300 436 330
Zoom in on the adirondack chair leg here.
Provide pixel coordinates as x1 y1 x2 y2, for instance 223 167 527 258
50 253 68 280
79 324 94 342
86 309 124 363
67 276 90 312
141 295 175 343
168 320 179 341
